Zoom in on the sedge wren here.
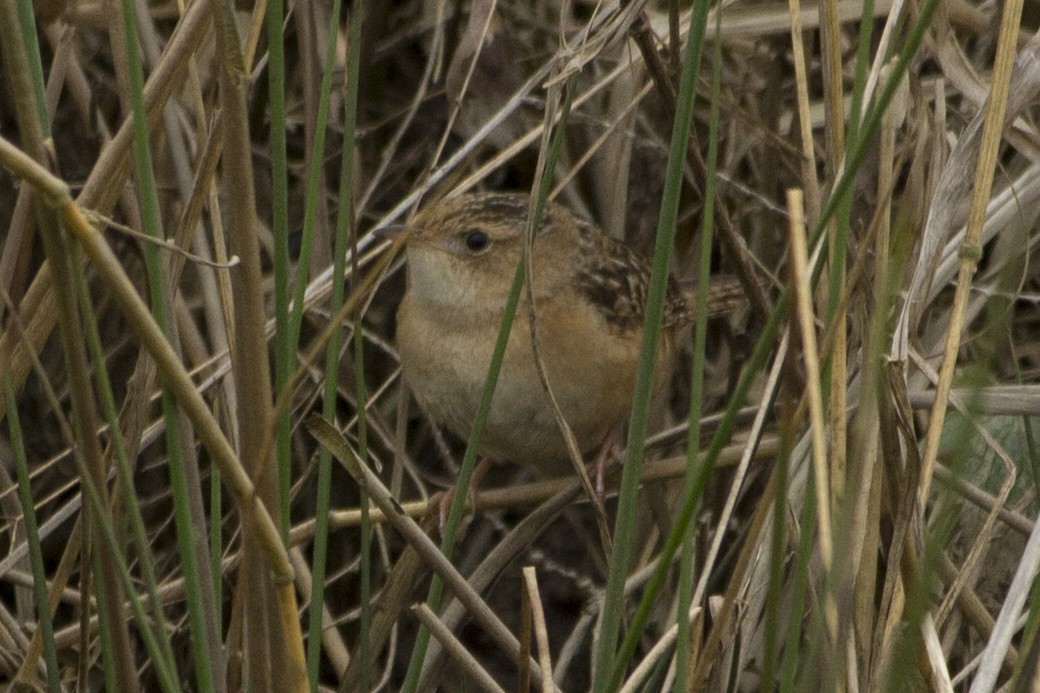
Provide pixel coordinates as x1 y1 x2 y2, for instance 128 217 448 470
393 192 741 477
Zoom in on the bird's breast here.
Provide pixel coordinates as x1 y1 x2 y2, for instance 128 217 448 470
396 288 675 474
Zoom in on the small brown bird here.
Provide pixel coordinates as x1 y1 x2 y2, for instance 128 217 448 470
394 192 741 477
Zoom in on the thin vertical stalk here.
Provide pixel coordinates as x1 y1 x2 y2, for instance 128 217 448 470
210 462 223 637
19 317 180 690
75 443 181 692
280 0 346 546
90 548 119 688
209 0 305 684
780 491 818 690
673 7 720 687
820 0 849 533
592 2 709 688
117 0 215 686
13 0 48 134
788 188 834 569
1007 540 1040 686
400 72 574 693
847 0 876 144
306 2 365 689
74 253 177 670
349 32 374 681
4 379 60 693
268 0 292 540
287 0 345 350
399 248 525 693
762 378 795 687
917 0 1023 503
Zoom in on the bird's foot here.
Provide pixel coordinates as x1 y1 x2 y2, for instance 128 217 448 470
589 424 626 499
434 457 492 535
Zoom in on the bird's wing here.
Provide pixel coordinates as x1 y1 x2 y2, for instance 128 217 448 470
573 221 691 332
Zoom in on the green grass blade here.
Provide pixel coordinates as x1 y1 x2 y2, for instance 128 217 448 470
591 2 710 687
117 0 217 686
306 2 366 690
673 7 721 687
74 253 178 670
19 306 181 690
4 378 61 693
401 75 576 693
269 0 293 542
13 0 48 135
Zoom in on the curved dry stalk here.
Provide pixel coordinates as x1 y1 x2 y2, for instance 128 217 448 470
0 133 293 581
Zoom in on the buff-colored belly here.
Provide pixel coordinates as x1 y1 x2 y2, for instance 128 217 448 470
397 294 669 475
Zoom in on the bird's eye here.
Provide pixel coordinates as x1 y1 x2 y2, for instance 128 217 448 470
464 229 490 252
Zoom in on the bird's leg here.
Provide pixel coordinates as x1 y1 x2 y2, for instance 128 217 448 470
589 423 626 498
435 457 492 534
